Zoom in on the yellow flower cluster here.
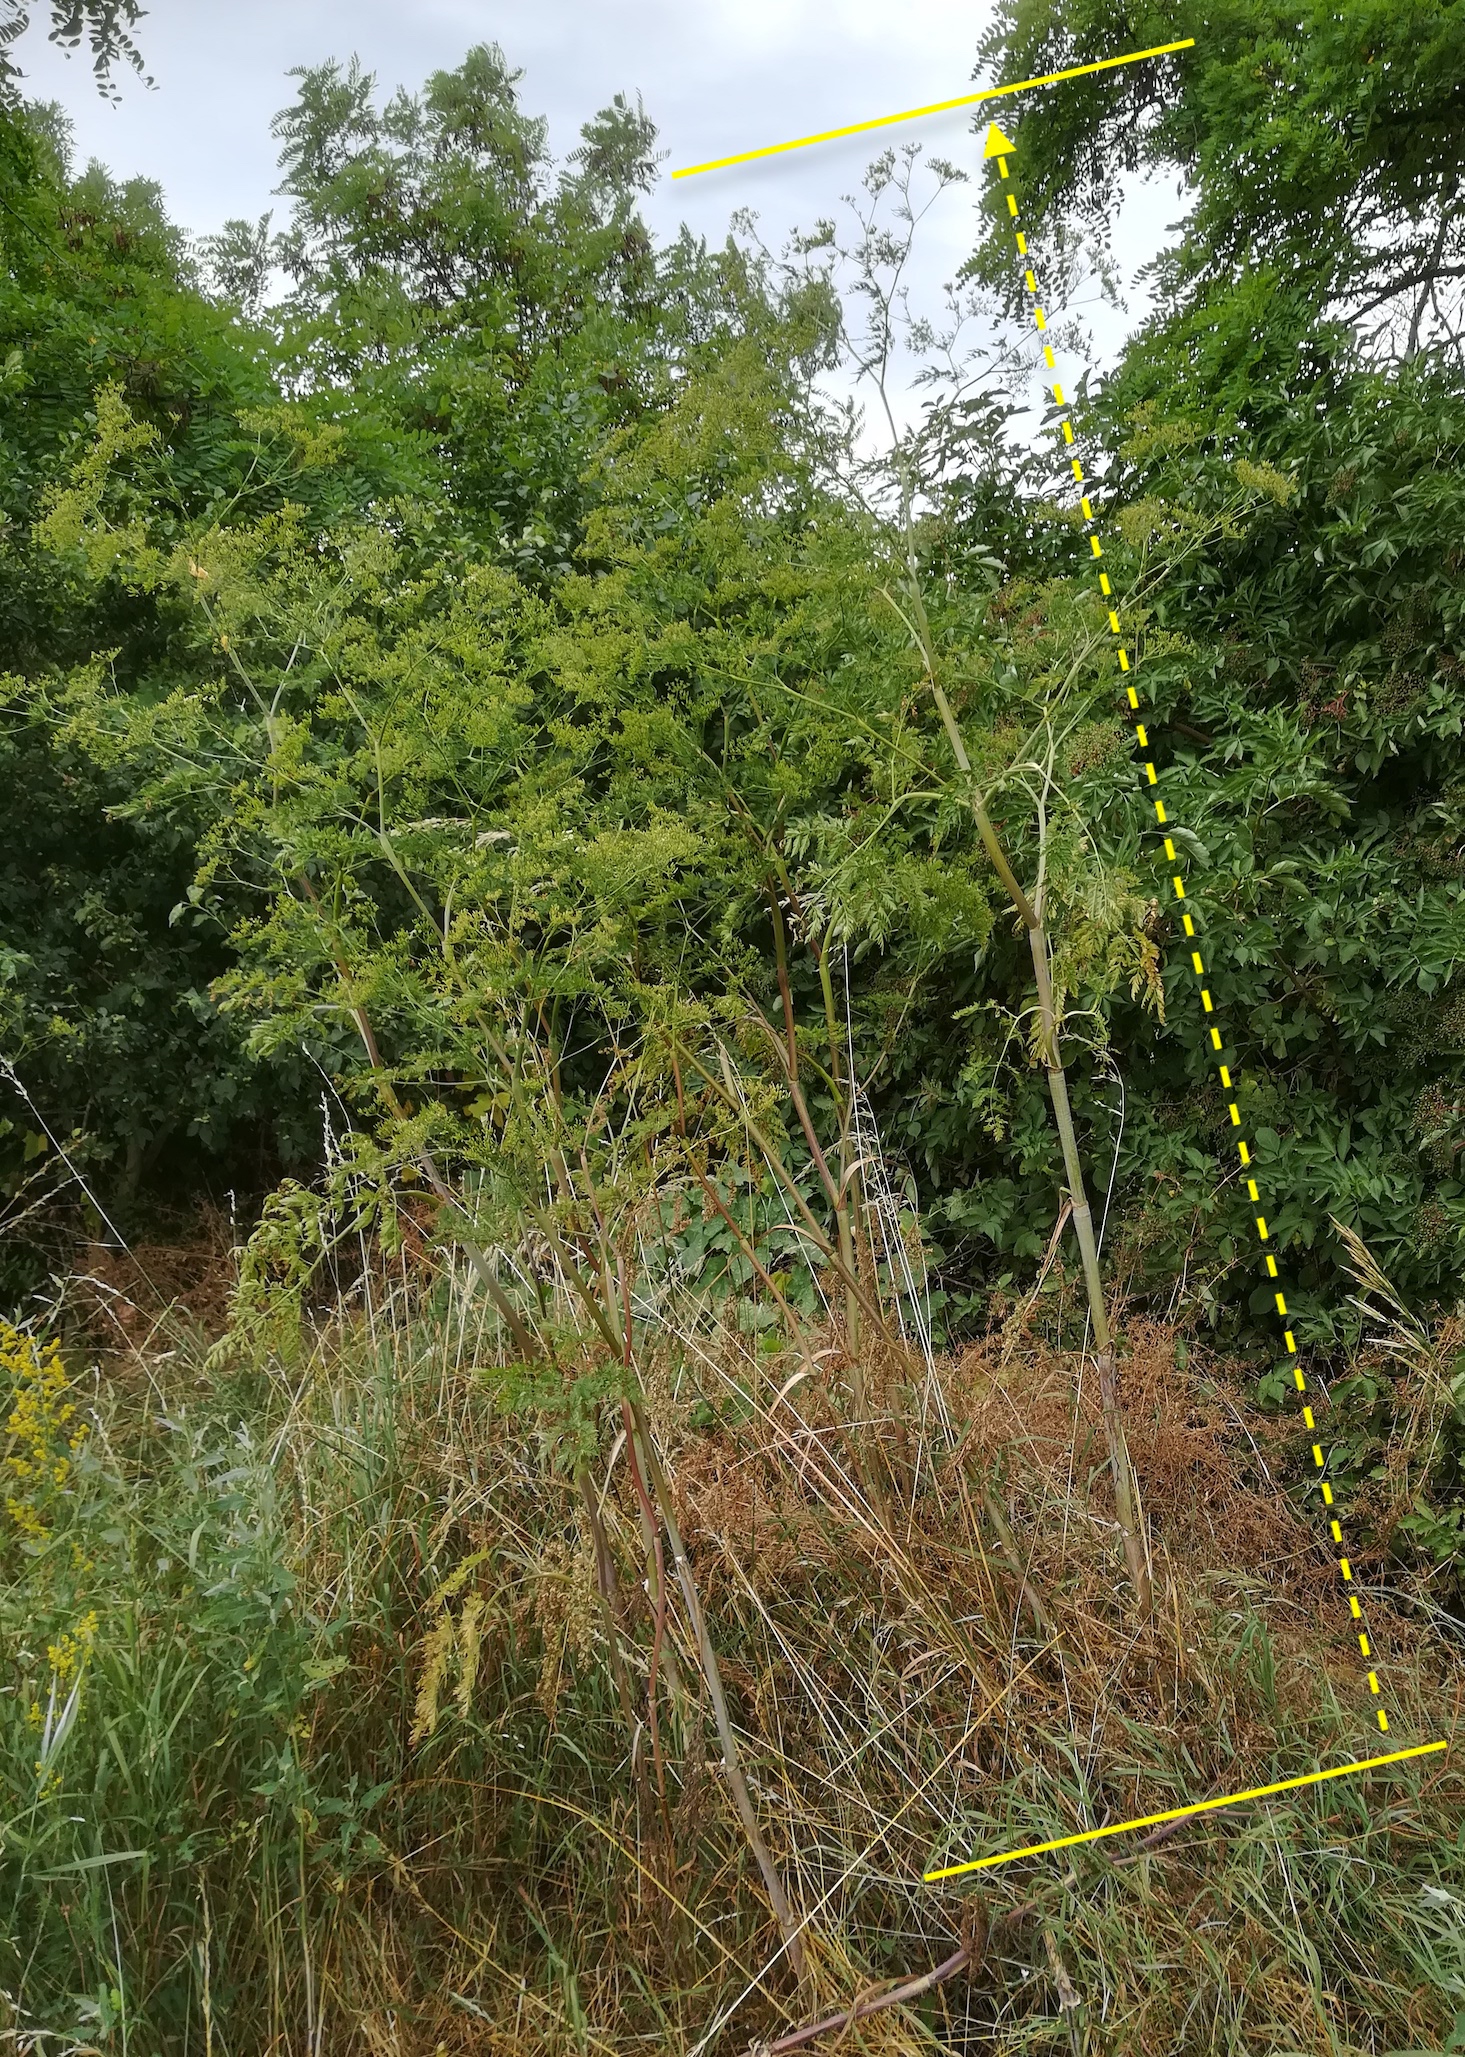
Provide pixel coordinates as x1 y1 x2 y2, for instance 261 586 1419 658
2 1319 87 1540
27 1611 100 1733
48 1611 99 1683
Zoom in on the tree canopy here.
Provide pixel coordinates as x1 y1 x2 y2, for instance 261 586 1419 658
971 0 1465 400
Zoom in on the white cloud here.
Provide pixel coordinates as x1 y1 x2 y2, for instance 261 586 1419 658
11 0 999 243
11 1 1186 440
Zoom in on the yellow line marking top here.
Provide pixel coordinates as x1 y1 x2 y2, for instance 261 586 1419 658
672 38 1196 177
922 1740 1447 1881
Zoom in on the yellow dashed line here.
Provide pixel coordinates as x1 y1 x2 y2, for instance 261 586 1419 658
998 141 1405 1746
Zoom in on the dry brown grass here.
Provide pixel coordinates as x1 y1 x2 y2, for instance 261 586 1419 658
8 1246 1464 2057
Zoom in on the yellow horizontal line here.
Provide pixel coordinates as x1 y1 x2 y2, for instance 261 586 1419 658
922 1739 1448 1882
672 38 1196 179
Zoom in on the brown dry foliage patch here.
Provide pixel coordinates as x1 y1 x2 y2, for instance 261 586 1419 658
953 1320 1321 1593
72 1202 238 1343
657 1316 1455 1861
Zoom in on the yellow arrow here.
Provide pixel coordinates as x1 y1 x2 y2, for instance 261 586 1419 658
672 38 1194 179
983 121 1017 158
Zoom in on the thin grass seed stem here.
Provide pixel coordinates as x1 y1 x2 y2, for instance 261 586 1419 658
628 1400 810 1987
574 1466 657 1828
762 1002 871 1423
982 1491 1060 1643
620 1404 673 1831
529 1211 624 1359
751 1010 842 1218
617 1446 692 1721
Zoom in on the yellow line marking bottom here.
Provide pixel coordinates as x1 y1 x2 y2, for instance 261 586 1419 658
923 1740 1447 1881
673 38 1195 177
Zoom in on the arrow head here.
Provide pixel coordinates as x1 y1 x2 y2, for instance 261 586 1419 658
983 121 1017 159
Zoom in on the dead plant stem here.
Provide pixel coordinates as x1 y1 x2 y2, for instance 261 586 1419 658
888 568 1152 1616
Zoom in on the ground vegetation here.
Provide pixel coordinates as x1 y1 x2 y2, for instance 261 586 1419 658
4 8 1465 2050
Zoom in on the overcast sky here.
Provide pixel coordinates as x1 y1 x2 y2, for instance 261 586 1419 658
11 1 1187 418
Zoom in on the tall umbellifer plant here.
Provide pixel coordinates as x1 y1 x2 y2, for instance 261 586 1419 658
28 430 817 1971
786 146 1158 1612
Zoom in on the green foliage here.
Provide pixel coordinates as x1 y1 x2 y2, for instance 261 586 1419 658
5 31 1465 1457
1072 361 1465 1346
0 0 147 103
972 0 1465 395
0 103 356 1253
0 57 767 1259
247 44 773 577
39 328 1175 1317
9 27 1465 2053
